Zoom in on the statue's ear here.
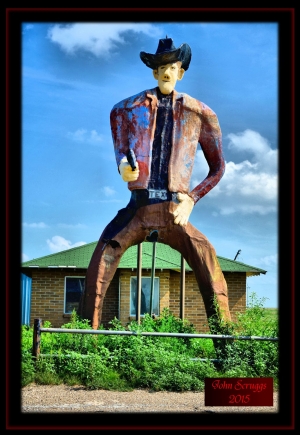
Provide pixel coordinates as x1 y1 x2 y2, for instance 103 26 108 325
177 68 185 81
153 69 159 80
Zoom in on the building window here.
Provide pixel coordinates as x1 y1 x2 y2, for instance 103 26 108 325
130 277 159 316
64 277 85 314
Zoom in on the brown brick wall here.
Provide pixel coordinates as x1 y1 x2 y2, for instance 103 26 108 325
28 269 119 328
101 273 119 328
29 269 85 328
118 270 246 332
169 271 246 332
169 271 209 332
224 272 247 320
28 269 246 332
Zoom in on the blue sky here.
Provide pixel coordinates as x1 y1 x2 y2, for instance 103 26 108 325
21 21 279 307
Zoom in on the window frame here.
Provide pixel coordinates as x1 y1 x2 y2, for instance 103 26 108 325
64 276 85 314
130 276 160 317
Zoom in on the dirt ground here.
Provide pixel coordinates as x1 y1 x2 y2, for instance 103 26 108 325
21 383 279 414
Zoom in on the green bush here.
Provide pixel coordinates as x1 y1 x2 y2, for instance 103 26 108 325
107 334 215 391
21 298 278 391
21 349 35 387
35 356 62 385
208 293 279 384
21 326 35 386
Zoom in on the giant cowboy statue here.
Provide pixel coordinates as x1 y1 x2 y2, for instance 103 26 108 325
79 37 232 331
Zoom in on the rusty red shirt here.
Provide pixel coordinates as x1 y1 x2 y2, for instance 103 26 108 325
110 87 225 204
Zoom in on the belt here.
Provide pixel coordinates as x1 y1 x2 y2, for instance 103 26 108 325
130 189 178 206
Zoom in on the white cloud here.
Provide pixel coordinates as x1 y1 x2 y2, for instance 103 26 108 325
191 129 278 215
227 129 277 173
222 161 277 201
67 129 103 144
23 222 49 228
46 236 86 253
57 223 87 228
24 24 34 31
259 254 278 267
22 253 30 262
90 130 103 142
47 23 161 57
101 186 116 197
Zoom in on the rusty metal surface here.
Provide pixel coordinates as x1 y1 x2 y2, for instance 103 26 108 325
81 85 229 333
82 202 231 329
110 87 225 204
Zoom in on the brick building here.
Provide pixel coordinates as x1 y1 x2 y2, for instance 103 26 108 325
21 241 266 332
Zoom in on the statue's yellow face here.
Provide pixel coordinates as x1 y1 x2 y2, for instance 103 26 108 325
153 61 185 95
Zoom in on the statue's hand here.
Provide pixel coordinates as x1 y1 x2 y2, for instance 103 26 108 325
173 193 194 226
119 157 140 182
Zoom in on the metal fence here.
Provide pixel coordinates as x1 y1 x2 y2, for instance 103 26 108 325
32 318 278 359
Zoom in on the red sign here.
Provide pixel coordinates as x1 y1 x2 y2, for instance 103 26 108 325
205 378 273 406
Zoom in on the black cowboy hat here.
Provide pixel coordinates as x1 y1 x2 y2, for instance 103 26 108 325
140 36 192 71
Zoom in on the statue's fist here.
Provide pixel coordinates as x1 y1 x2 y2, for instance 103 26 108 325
173 193 194 226
119 157 140 182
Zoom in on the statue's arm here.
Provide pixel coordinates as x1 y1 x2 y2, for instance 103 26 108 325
110 106 139 182
189 105 225 204
173 105 224 227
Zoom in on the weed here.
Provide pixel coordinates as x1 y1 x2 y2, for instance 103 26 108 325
21 295 278 391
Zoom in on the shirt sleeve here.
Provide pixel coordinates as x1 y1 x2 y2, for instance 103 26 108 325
189 103 225 204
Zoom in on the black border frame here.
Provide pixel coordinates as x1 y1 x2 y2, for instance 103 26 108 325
6 7 295 430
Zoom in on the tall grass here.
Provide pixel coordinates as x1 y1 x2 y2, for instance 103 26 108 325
21 293 278 391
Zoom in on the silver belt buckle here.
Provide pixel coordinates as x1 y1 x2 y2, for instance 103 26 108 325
148 189 167 200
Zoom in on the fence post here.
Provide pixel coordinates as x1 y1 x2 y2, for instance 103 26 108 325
149 239 157 316
136 243 142 324
32 318 42 360
180 255 185 320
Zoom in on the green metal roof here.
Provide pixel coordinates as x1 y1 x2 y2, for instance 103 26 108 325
21 241 266 277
